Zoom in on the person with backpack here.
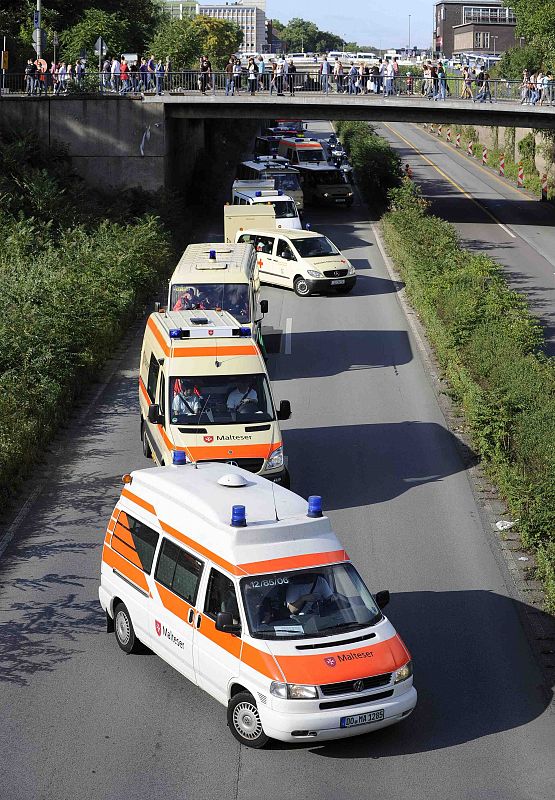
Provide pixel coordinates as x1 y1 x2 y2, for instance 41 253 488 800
25 59 37 95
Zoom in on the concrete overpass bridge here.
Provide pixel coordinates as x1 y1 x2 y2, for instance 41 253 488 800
1 92 553 192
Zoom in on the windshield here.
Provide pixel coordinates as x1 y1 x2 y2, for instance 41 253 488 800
170 373 274 425
170 283 250 324
268 199 298 219
290 236 340 258
313 170 348 186
271 173 301 192
298 149 325 163
240 563 381 640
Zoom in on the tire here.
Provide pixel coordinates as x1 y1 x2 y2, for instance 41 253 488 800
141 421 153 460
335 285 353 294
114 602 139 654
293 277 311 297
227 692 269 748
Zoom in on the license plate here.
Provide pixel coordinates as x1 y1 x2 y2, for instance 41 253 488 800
334 198 347 203
331 279 345 285
340 709 384 728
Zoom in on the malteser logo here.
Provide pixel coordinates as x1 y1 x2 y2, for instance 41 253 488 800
155 620 161 636
324 657 336 667
208 329 214 336
156 622 185 650
203 436 214 443
216 434 252 441
338 651 374 663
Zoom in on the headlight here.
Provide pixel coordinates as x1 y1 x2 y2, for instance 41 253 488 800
267 446 284 470
307 269 323 278
393 661 413 684
323 192 329 197
347 191 353 197
270 682 318 700
347 264 355 275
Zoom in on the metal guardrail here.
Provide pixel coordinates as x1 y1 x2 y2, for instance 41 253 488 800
2 72 554 106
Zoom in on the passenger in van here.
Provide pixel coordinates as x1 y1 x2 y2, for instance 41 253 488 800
226 286 248 318
173 289 195 311
286 574 334 615
172 380 203 417
227 380 258 413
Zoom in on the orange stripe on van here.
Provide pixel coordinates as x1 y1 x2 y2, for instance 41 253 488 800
187 442 277 461
155 581 194 620
241 641 284 681
121 488 156 516
112 521 136 550
238 549 349 576
159 520 247 577
102 544 150 594
275 634 409 685
111 535 143 570
139 376 150 404
147 316 170 356
171 344 259 358
199 614 242 658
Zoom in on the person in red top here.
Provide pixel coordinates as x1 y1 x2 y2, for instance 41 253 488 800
120 59 130 94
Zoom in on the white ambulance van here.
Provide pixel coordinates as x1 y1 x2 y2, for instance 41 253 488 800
99 462 417 747
139 309 290 485
167 243 267 346
223 205 276 244
236 228 356 296
232 180 302 230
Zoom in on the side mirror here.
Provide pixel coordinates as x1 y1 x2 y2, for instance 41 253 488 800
148 404 163 424
277 400 291 420
215 611 241 635
260 299 268 314
375 590 390 610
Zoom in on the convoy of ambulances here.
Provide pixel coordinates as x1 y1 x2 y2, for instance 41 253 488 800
99 462 417 748
139 309 291 484
223 205 277 244
231 180 302 230
167 243 266 344
236 157 304 212
236 228 357 296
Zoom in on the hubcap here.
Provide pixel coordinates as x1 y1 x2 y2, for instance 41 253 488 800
116 611 130 645
296 280 309 295
233 702 262 740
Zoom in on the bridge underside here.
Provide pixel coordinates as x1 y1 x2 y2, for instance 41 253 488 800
154 94 555 130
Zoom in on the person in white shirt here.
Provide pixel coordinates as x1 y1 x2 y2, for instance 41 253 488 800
172 383 202 417
227 380 257 413
286 575 334 615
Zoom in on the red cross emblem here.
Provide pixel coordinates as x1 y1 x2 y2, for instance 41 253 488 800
204 436 214 443
324 657 336 667
155 620 161 636
257 258 264 267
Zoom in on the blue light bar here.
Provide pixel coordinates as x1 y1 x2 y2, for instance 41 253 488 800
231 505 247 527
239 326 251 337
307 495 323 518
169 328 182 338
255 191 262 197
277 190 283 196
209 249 216 259
173 451 187 465
305 222 311 231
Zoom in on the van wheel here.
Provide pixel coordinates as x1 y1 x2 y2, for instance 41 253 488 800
141 422 153 459
227 692 269 748
293 277 311 297
114 602 139 654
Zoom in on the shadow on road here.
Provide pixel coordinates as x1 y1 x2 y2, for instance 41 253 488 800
284 421 477 509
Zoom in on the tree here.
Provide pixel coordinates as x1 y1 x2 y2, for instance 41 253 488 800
59 9 130 62
495 41 544 78
505 1 555 69
148 16 242 71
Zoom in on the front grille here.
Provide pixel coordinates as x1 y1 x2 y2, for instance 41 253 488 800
319 689 394 711
323 268 348 278
199 458 265 473
320 672 392 697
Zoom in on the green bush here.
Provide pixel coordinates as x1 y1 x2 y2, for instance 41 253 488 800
383 179 555 610
335 121 401 205
0 134 172 503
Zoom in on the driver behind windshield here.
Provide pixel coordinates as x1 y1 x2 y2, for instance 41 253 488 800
286 573 334 615
172 379 203 417
227 379 258 414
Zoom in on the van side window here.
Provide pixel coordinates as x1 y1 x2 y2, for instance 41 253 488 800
205 569 240 624
111 511 159 574
254 235 275 254
277 240 296 261
159 373 166 423
147 354 160 402
155 539 203 605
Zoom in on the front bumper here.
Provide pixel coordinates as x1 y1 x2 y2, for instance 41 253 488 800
306 276 356 294
320 195 353 206
259 685 417 743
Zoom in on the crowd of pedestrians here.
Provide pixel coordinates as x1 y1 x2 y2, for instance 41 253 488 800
24 57 85 95
519 70 555 106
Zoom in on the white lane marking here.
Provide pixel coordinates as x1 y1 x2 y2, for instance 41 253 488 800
284 317 293 354
497 222 516 238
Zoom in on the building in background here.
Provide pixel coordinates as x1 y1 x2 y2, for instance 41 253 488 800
158 1 199 19
199 1 267 54
434 1 518 59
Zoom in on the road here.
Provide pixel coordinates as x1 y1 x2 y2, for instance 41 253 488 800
376 121 555 355
0 121 554 800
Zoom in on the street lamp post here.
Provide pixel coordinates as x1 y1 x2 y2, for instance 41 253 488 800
408 15 411 54
492 35 498 57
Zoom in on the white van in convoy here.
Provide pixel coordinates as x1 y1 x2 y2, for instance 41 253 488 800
99 462 417 747
232 180 302 230
236 228 356 296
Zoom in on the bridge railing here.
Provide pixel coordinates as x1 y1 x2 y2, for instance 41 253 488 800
1 72 549 105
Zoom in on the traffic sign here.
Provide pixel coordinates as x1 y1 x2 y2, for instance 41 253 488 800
53 32 59 46
31 29 47 53
1 50 8 70
34 11 40 29
94 37 107 56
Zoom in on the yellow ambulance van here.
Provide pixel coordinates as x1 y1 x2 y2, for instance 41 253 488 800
139 309 290 485
99 462 417 748
167 243 267 344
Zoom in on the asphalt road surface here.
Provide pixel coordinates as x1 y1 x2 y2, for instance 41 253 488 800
0 121 554 800
376 121 555 355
